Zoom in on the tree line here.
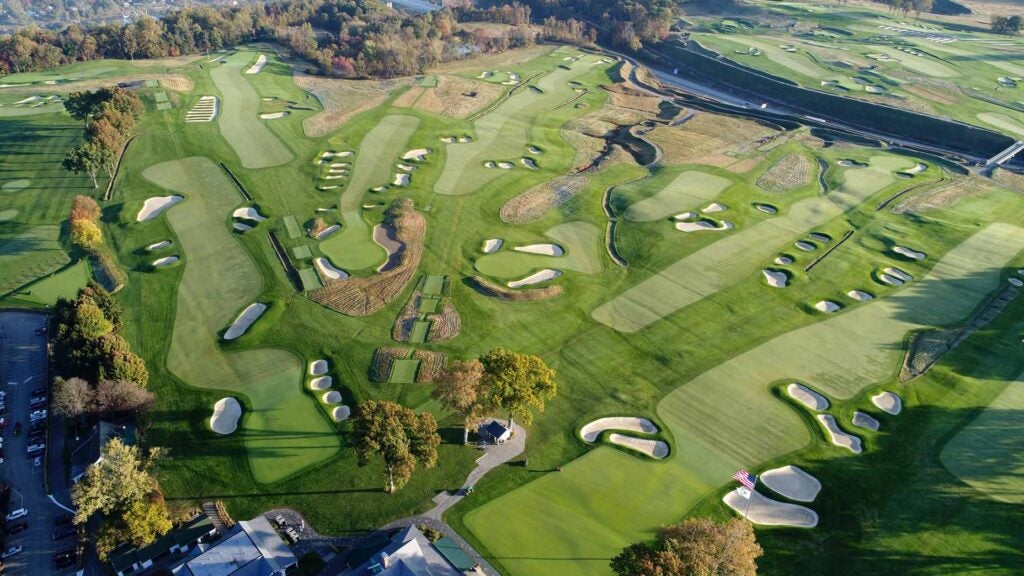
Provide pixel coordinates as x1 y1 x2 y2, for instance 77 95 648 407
62 87 143 189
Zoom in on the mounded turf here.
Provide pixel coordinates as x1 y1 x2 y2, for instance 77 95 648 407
620 170 733 222
474 221 603 278
143 156 339 483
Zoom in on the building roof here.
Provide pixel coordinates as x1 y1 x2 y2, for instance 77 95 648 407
481 421 510 439
433 538 475 572
351 526 462 576
182 516 296 576
110 514 215 573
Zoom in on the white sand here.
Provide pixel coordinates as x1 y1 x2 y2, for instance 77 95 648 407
14 96 41 105
521 158 538 169
893 246 926 260
483 161 496 168
233 223 252 232
528 146 542 154
774 255 793 265
309 359 328 376
795 241 815 251
580 416 659 442
319 185 339 190
332 405 351 422
321 151 354 158
497 162 515 169
330 162 350 168
514 244 564 256
482 238 503 253
459 136 472 143
817 414 863 453
392 173 410 186
233 207 267 222
723 489 818 528
905 163 927 174
245 54 268 74
317 224 340 240
760 465 822 502
814 300 840 313
1010 278 1024 287
508 269 561 288
676 220 734 233
147 240 172 251
609 433 669 459
315 257 348 280
755 203 778 214
809 232 830 242
702 202 727 213
371 186 388 192
884 267 913 282
787 383 829 411
763 269 789 288
397 163 415 171
259 111 289 119
871 391 902 415
328 168 348 174
210 397 242 435
879 273 904 286
322 391 342 404
310 376 332 390
847 290 874 301
152 256 179 267
402 148 430 162
852 411 880 431
223 303 267 340
440 136 456 143
672 212 699 221
137 195 183 221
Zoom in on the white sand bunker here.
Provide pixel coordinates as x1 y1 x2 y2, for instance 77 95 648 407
676 220 734 233
331 162 351 168
322 391 342 404
233 222 252 232
392 173 410 186
872 391 902 415
787 383 829 411
233 207 267 221
763 269 790 288
879 273 904 286
440 136 456 143
245 54 267 74
332 405 351 422
137 195 183 221
521 158 538 169
1010 278 1024 287
321 151 354 158
152 256 179 267
483 161 496 168
259 111 289 119
497 162 515 170
893 246 926 260
223 303 267 340
673 212 699 221
905 163 927 174
760 465 822 502
514 244 564 256
309 359 329 376
210 397 242 435
852 411 880 431
310 376 332 390
528 146 543 155
774 255 793 265
459 136 472 143
316 224 340 240
884 267 913 282
814 300 841 313
580 417 659 442
147 240 172 251
847 290 874 301
508 269 561 288
809 232 830 243
402 148 430 162
397 163 415 171
609 433 669 459
315 257 348 280
755 203 778 214
723 489 818 528
481 238 503 253
702 202 727 213
795 241 815 251
817 414 863 453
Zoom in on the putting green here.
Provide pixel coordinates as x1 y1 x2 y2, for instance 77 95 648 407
0 225 70 296
977 113 1024 139
143 157 339 483
941 376 1024 504
209 51 294 169
621 170 733 222
319 115 420 272
467 223 1024 576
475 221 603 278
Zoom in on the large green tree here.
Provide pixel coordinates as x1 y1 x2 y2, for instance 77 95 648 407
433 359 484 444
611 518 762 576
351 400 440 493
480 348 556 429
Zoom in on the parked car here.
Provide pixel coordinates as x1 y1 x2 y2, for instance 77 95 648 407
29 420 45 433
7 522 28 535
26 444 45 458
1 545 23 559
29 410 47 422
52 525 76 541
29 398 47 410
5 508 27 522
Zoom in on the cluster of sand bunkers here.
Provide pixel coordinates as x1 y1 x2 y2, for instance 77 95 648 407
579 417 669 459
316 150 353 189
10 94 61 108
138 196 184 267
673 202 734 233
478 239 568 288
232 205 268 233
185 96 218 123
309 359 351 422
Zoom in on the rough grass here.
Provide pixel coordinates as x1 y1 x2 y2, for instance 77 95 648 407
620 170 733 222
427 301 461 342
417 75 504 119
295 74 408 138
647 112 778 166
467 275 563 301
0 225 70 296
756 153 814 192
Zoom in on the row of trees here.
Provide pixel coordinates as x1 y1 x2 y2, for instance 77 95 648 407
62 87 143 188
53 376 154 423
610 517 762 576
871 0 934 18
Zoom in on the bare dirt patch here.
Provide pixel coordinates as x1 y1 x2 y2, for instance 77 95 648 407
500 174 592 224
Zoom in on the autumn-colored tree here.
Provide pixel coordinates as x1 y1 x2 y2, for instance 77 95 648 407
71 218 103 250
351 400 441 493
94 379 155 415
75 298 113 340
480 348 556 429
610 518 762 576
433 359 485 444
52 377 94 422
63 142 108 188
70 194 101 222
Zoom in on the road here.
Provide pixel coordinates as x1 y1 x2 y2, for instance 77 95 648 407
0 311 76 576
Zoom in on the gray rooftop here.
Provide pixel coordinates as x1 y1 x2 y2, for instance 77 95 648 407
183 516 296 576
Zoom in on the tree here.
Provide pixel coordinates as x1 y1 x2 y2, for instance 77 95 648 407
70 194 101 222
433 359 484 444
351 400 440 493
993 15 1023 35
70 218 103 250
52 377 93 421
63 142 109 188
94 379 154 415
480 348 556 429
72 438 163 524
911 0 933 18
610 518 763 576
75 298 113 340
64 90 104 126
121 497 172 547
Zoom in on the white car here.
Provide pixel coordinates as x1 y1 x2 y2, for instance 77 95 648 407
4 508 27 521
1 545 23 559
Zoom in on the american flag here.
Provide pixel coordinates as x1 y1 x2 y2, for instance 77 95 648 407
732 469 757 490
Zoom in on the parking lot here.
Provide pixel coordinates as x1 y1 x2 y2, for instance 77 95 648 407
0 311 78 575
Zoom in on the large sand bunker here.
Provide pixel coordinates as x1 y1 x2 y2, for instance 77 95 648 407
760 465 822 502
817 414 863 453
872 391 902 415
259 111 289 119
508 269 561 288
138 195 183 221
314 257 348 280
310 376 332 390
223 303 267 340
322 391 342 404
787 383 829 411
309 359 328 376
482 238 503 253
210 397 242 435
723 489 818 528
852 411 880 431
245 54 267 74
233 207 267 221
814 300 841 313
847 290 874 301
332 405 351 422
893 246 926 260
676 219 734 233
402 148 430 162
514 244 564 256
763 269 790 288
609 433 669 459
580 417 659 442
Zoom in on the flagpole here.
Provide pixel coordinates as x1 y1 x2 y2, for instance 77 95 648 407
743 476 757 520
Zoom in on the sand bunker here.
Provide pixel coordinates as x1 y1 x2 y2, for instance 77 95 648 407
233 207 267 222
893 246 926 260
814 300 840 313
371 186 388 192
755 203 778 214
774 255 793 265
317 224 340 240
259 111 289 119
847 290 874 301
1010 278 1024 287
440 136 456 143
528 146 543 154
309 359 329 376
763 269 790 288
332 405 351 422
852 411 880 431
702 202 727 213
146 240 172 251
795 241 816 251
152 256 179 267
514 244 564 256
508 269 561 288
397 163 415 171
392 173 410 186
673 212 699 221
521 158 538 170
245 54 268 74
402 148 430 162
322 391 342 404
580 417 659 442
497 162 515 170
233 223 252 232
321 151 354 158
483 161 496 168
760 465 822 502
879 273 904 286
314 257 348 280
482 238 503 253
310 376 332 390
871 391 902 415
905 163 927 174
817 414 863 453
884 267 913 282
137 195 183 221
723 489 818 528
676 220 734 233
837 159 867 168
210 397 242 435
787 383 829 411
809 232 831 243
331 162 351 168
223 303 267 340
609 433 669 459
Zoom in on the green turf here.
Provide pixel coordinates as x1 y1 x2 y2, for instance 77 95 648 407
291 245 312 260
474 221 603 278
390 359 420 384
411 320 431 344
8 259 91 305
418 75 439 87
156 102 173 111
419 297 440 314
422 275 445 295
620 170 734 222
0 225 70 296
977 112 1024 138
298 267 322 291
154 91 169 103
283 215 302 239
